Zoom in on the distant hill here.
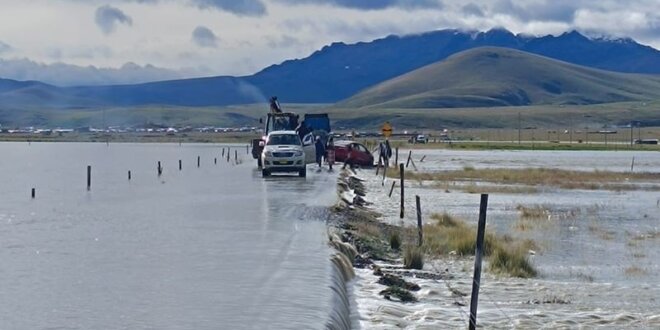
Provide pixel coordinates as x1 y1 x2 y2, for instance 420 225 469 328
247 29 660 103
3 28 660 109
341 47 660 108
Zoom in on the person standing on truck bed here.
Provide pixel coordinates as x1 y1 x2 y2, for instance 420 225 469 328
269 96 282 113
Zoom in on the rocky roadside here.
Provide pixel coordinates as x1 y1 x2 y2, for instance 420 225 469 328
328 169 461 327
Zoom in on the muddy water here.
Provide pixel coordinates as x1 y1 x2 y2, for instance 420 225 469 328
0 142 339 330
358 149 660 328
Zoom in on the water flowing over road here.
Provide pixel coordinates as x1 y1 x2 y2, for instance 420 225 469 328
0 142 339 330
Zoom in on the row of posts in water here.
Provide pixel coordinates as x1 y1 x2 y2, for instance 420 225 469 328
30 146 249 198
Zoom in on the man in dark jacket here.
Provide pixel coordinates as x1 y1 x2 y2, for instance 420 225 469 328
314 136 325 168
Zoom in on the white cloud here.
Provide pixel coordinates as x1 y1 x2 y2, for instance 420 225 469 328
190 0 266 16
0 0 658 85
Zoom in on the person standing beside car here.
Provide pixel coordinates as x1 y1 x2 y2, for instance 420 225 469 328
342 144 355 170
314 136 325 169
326 136 335 171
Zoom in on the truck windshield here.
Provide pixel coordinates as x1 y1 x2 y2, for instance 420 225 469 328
267 134 301 146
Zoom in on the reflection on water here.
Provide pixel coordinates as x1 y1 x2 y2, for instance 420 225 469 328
0 142 337 330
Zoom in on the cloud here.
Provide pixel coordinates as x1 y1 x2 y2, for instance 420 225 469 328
95 5 133 34
264 35 302 48
461 3 484 17
274 0 443 10
0 41 11 54
0 58 199 86
192 26 219 47
190 0 267 16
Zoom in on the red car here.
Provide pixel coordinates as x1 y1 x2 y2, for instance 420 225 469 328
332 141 374 166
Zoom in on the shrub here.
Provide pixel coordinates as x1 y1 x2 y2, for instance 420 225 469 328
489 246 537 278
403 246 424 270
389 231 401 251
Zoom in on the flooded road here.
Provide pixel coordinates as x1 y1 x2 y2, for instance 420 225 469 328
0 143 337 330
357 149 660 328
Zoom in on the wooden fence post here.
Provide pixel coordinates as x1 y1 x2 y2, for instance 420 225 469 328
416 195 423 247
469 194 489 330
197 156 200 168
158 161 162 176
179 160 182 171
31 188 35 199
406 150 412 168
388 181 396 197
399 163 404 219
128 170 131 180
395 147 399 167
87 165 91 190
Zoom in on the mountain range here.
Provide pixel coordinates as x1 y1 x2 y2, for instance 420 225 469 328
341 47 660 108
2 28 660 110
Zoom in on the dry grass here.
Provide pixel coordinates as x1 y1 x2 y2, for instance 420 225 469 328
588 224 616 241
516 205 550 218
631 230 660 241
490 246 538 278
390 167 660 191
403 246 424 270
389 231 402 251
624 265 647 276
423 213 537 278
437 182 539 194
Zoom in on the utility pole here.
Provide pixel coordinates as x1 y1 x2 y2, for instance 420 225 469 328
517 112 521 145
630 121 634 147
569 113 573 144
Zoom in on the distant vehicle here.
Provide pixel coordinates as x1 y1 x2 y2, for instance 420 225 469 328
415 134 429 144
634 139 659 145
333 141 374 166
261 131 306 178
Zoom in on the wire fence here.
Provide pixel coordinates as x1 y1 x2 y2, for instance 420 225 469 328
367 153 517 328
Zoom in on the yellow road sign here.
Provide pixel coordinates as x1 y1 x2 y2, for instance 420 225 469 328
382 122 393 138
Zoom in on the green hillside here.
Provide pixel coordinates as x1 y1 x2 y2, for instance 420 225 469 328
340 47 660 108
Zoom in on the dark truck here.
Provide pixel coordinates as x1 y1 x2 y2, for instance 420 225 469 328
252 113 330 167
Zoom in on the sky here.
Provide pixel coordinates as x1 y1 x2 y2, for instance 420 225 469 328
0 0 659 85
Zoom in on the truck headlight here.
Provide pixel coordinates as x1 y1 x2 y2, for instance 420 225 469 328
293 151 303 157
264 151 273 157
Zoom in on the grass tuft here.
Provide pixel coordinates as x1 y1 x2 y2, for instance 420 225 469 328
424 212 537 278
489 246 538 278
403 246 424 270
389 231 401 251
516 204 550 218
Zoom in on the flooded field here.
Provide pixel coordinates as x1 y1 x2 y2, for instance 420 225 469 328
357 149 660 328
0 142 339 330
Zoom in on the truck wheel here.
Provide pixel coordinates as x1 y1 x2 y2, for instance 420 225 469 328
299 168 306 177
262 169 270 177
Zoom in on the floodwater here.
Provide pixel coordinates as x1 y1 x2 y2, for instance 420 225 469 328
359 149 660 328
0 142 338 330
